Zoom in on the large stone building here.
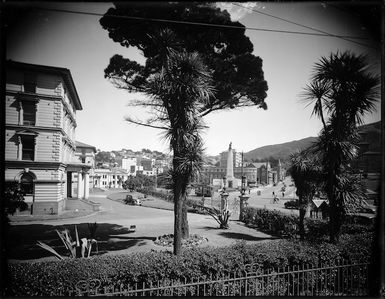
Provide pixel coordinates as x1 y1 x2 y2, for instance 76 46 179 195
201 144 286 187
93 168 129 189
5 60 91 215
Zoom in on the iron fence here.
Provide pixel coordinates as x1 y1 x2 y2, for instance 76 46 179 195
66 259 369 296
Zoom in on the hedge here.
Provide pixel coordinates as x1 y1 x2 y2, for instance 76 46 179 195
242 207 375 240
6 234 372 296
242 207 298 238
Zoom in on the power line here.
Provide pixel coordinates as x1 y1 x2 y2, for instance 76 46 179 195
232 2 376 50
33 6 375 40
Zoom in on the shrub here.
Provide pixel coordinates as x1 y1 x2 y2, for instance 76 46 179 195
304 219 329 241
340 223 373 235
242 207 298 238
6 237 372 296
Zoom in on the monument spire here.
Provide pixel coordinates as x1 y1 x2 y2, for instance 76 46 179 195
226 142 234 188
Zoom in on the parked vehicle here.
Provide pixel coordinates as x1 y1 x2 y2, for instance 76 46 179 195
284 199 299 209
124 195 142 206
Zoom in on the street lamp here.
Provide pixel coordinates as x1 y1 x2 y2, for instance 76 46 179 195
241 175 246 195
220 176 229 212
239 175 249 221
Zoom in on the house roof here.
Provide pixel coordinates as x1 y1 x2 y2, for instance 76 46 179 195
75 141 96 152
245 162 267 168
312 199 328 208
7 60 82 110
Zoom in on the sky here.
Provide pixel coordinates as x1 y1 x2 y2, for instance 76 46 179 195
6 2 381 156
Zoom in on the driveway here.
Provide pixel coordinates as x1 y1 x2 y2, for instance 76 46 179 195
7 189 276 262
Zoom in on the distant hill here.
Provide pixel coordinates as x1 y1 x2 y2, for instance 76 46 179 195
244 137 318 162
244 121 381 163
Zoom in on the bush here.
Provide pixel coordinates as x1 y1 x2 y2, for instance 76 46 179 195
304 219 329 241
243 207 298 238
6 236 372 296
340 223 373 235
137 188 173 202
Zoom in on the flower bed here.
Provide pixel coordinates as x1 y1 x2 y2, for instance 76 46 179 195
154 234 208 248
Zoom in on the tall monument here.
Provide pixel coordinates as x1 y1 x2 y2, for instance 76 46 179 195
226 142 235 188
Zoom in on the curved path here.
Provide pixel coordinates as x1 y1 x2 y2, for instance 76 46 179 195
8 189 276 262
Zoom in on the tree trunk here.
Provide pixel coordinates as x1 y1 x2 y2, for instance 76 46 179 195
172 150 189 255
173 179 184 255
298 204 306 240
181 201 189 239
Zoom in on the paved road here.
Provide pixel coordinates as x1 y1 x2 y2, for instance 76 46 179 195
193 176 299 218
8 189 276 261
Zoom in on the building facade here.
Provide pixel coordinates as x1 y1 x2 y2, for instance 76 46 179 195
93 168 129 189
5 60 91 215
201 145 286 187
219 149 242 168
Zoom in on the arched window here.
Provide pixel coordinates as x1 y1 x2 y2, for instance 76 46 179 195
20 172 34 195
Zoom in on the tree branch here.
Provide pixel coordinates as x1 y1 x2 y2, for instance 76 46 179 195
124 117 168 130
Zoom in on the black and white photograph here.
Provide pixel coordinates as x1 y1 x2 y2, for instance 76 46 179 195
1 1 383 296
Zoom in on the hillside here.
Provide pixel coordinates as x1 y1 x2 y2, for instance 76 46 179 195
244 121 381 162
244 137 318 162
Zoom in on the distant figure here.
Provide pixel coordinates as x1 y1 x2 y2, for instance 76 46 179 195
273 194 279 204
272 191 275 197
248 188 251 194
282 192 285 197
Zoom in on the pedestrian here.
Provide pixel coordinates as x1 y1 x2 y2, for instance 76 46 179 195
248 188 250 194
272 191 275 197
282 192 284 197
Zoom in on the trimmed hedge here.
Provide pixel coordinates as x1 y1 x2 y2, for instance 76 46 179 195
6 234 372 296
243 207 375 240
243 207 298 238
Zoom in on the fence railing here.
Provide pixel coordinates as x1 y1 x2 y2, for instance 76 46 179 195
65 259 369 296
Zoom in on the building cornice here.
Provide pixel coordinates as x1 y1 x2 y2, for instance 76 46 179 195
5 160 67 169
6 60 82 110
7 90 78 127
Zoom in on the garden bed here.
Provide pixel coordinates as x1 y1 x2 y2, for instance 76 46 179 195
154 234 208 248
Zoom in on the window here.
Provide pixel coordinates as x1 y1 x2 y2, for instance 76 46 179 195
81 157 86 163
20 172 34 195
21 135 35 161
22 101 36 126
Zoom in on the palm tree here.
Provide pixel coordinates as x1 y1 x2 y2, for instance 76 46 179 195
147 50 214 254
289 150 322 240
303 51 380 243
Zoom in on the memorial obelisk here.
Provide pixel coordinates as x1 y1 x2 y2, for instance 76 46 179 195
226 142 235 188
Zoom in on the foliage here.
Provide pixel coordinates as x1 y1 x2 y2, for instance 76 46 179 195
124 174 155 190
154 234 208 248
100 3 270 255
304 219 329 241
4 182 28 216
302 51 380 243
147 50 214 253
195 204 231 229
289 150 323 239
242 207 298 238
100 2 268 121
7 234 372 296
37 224 98 260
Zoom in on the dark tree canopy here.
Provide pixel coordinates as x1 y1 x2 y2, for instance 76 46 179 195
100 2 268 117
